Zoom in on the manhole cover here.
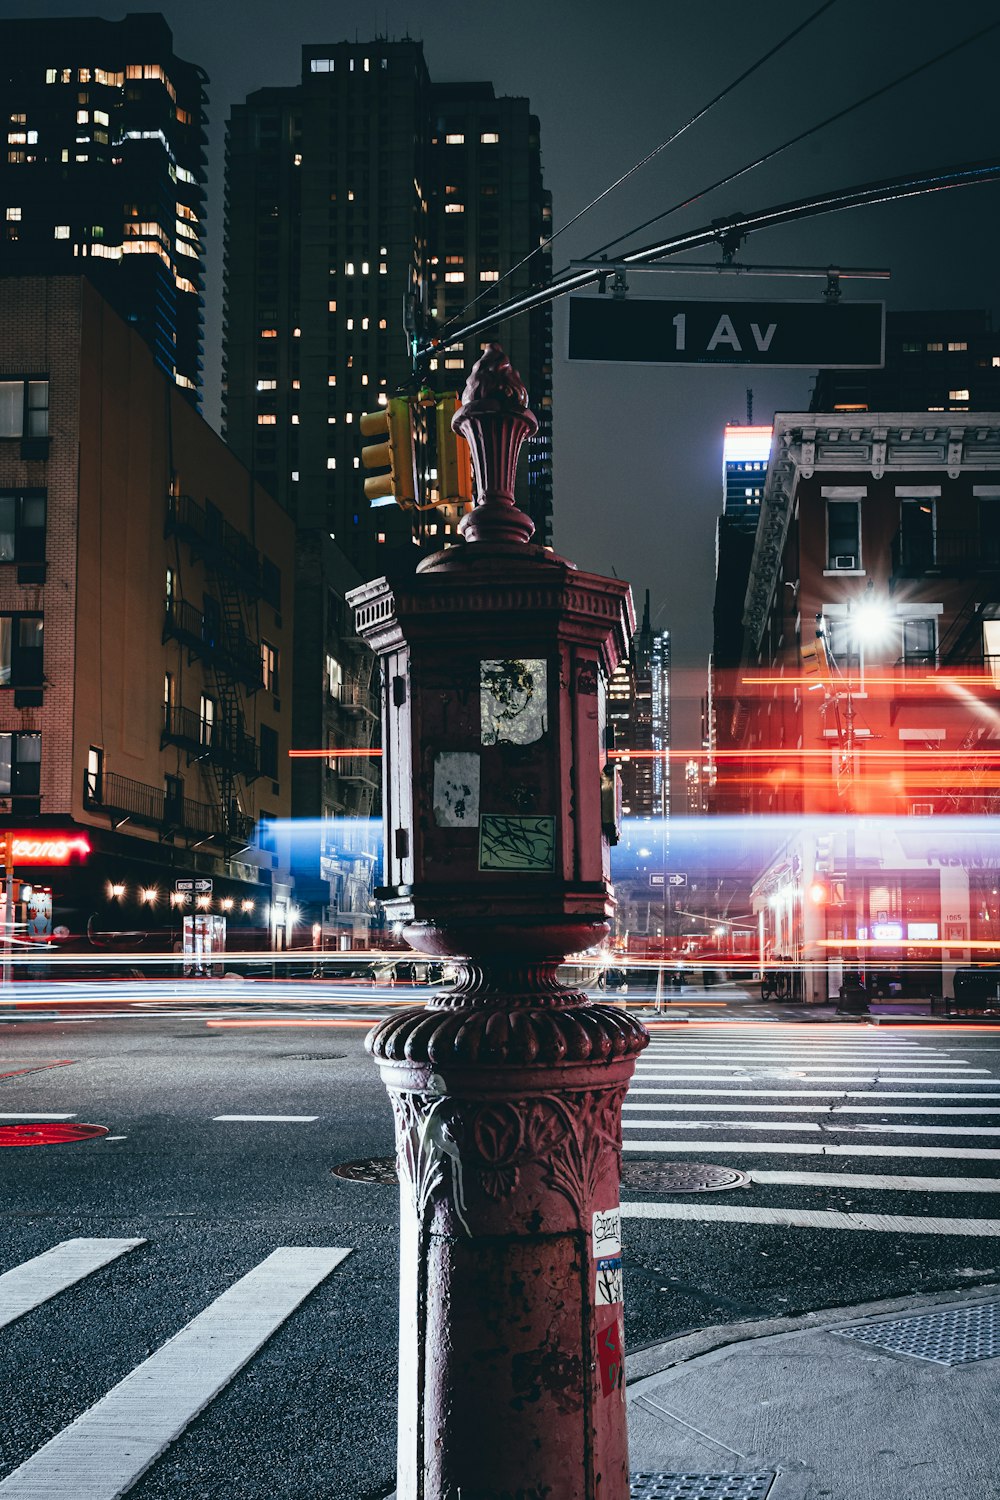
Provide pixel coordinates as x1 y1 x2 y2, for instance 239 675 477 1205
622 1162 751 1194
630 1474 774 1499
835 1301 1000 1365
331 1156 398 1184
0 1123 108 1148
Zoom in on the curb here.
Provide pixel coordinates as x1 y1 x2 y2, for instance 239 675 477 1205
624 1277 1000 1384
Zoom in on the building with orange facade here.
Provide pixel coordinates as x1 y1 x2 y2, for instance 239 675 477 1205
0 276 295 954
723 409 1000 1002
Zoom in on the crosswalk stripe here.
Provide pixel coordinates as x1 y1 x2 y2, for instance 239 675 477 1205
623 1141 1000 1159
625 1104 1000 1115
619 1202 1000 1236
625 1120 1000 1136
624 1120 822 1131
625 1090 1000 1101
0 1246 351 1500
0 1239 145 1330
212 1115 319 1123
748 1170 1000 1193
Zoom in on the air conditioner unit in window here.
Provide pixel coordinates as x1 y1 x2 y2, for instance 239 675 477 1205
833 554 857 569
910 803 934 816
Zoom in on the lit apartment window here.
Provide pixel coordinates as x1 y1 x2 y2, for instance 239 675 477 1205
445 358 464 369
377 532 386 543
480 132 500 144
328 300 337 312
310 58 334 72
361 261 369 275
353 456 360 468
260 639 279 694
260 328 277 339
327 457 336 469
926 342 943 352
444 203 464 214
256 379 277 391
445 272 465 283
993 356 1000 368
76 110 89 124
326 654 342 698
948 342 968 352
345 412 353 423
257 413 276 425
445 133 465 144
5 207 20 221
949 389 970 401
480 270 499 282
291 415 299 425
0 731 41 803
328 375 337 386
379 262 387 274
0 380 48 439
345 261 354 275
199 695 215 747
346 318 354 331
85 745 103 801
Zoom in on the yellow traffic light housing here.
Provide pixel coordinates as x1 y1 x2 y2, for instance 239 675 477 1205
434 393 474 506
360 396 417 510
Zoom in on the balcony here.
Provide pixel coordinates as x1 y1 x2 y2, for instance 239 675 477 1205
330 679 378 717
83 770 256 847
161 706 259 780
333 754 380 790
163 598 262 691
890 528 1000 585
165 493 262 597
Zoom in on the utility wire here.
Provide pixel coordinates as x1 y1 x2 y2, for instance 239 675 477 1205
436 0 839 342
575 18 1000 268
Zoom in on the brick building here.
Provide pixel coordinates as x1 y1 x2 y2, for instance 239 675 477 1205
0 277 295 952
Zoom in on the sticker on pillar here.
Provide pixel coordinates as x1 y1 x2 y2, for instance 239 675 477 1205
597 1313 624 1396
433 751 481 827
480 658 547 746
595 1256 623 1306
592 1206 621 1258
479 815 555 872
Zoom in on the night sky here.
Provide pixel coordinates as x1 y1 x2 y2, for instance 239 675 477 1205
29 0 1000 747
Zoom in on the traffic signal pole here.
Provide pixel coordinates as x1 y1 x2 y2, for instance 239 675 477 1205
2 831 13 986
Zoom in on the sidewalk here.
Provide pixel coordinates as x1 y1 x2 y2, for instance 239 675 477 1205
626 1282 1000 1499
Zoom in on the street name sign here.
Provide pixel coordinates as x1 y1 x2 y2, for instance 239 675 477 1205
175 878 213 893
568 296 885 368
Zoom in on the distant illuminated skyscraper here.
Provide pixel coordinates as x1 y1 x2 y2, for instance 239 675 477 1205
723 424 772 520
651 629 670 819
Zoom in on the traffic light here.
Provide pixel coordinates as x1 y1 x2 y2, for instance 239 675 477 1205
800 634 829 682
434 393 474 506
360 396 417 510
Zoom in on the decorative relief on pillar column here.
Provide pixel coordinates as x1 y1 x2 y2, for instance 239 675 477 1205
390 1083 628 1232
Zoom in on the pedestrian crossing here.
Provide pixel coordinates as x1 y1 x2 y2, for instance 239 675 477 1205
0 1238 351 1498
621 1026 1000 1236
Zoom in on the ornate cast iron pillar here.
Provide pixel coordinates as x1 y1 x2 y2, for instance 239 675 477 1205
350 345 648 1500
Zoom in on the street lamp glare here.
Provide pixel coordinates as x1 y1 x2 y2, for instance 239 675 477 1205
852 593 892 646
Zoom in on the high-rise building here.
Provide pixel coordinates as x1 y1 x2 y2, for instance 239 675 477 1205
0 13 207 404
810 310 1000 416
222 40 552 570
222 40 552 926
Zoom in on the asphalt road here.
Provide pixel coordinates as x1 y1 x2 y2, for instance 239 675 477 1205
1 993 999 1498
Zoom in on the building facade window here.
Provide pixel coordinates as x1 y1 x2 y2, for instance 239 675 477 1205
85 745 103 801
901 617 936 668
0 613 43 686
0 490 47 570
261 639 279 693
0 379 48 439
826 499 861 570
899 497 936 569
0 731 41 806
260 723 279 780
199 694 215 746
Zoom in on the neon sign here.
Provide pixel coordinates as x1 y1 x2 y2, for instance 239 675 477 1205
7 832 91 864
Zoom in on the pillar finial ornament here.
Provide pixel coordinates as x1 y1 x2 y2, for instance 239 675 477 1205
452 342 539 546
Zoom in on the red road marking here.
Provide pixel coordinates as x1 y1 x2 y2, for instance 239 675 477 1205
0 1061 75 1082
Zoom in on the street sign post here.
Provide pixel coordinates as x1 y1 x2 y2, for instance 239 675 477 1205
568 296 884 368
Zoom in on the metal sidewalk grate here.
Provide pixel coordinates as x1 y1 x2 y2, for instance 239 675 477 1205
834 1300 1000 1365
630 1475 775 1499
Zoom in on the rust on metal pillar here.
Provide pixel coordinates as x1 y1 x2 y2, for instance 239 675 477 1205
349 344 648 1500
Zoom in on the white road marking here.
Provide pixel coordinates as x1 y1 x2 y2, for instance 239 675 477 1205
0 1112 76 1120
0 1239 145 1330
625 1090 1000 1101
212 1115 319 1123
624 1120 821 1131
626 1103 1000 1115
0 1246 351 1500
620 1201 1000 1236
103 1136 127 1142
748 1170 1000 1193
631 1075 991 1085
623 1140 1000 1159
833 1123 1000 1136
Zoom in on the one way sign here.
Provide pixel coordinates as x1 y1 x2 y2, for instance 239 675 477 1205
666 873 688 888
568 296 884 369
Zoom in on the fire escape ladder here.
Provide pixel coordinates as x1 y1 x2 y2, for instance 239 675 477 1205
939 587 989 665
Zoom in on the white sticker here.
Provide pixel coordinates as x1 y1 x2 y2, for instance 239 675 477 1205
480 658 547 745
592 1206 621 1259
432 751 481 827
595 1257 623 1306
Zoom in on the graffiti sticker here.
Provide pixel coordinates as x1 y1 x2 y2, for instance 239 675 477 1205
595 1256 623 1307
597 1313 624 1397
592 1206 621 1258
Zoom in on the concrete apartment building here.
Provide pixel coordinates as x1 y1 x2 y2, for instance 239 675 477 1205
0 12 207 403
0 276 294 950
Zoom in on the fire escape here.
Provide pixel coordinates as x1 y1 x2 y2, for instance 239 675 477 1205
162 493 261 856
